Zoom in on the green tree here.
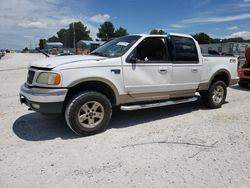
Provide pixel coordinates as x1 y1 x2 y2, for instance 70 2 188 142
191 32 250 44
42 22 92 48
192 33 213 44
150 29 166 35
47 36 60 42
65 22 92 48
39 39 46 50
114 27 128 37
57 29 67 45
97 21 115 40
221 37 245 43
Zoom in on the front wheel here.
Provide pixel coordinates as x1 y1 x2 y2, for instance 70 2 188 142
200 81 227 109
65 91 112 136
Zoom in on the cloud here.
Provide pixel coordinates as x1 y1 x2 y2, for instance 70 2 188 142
89 14 110 23
24 36 33 38
193 0 211 8
171 24 184 28
243 0 250 2
59 18 80 28
18 21 47 29
227 26 240 30
0 0 109 49
238 3 250 7
227 31 250 39
183 13 250 24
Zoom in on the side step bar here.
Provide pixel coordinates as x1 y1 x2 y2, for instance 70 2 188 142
120 96 198 111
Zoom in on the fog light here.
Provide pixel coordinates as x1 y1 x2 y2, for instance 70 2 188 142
31 103 40 109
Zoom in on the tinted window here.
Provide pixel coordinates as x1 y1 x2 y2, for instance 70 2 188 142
171 36 198 62
134 38 167 62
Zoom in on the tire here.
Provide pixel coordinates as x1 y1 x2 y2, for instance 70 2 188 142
238 82 248 88
65 91 112 136
200 81 227 109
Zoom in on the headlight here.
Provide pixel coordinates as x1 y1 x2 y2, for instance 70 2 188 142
36 72 61 85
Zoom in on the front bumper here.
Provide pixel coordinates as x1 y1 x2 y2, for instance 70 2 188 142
19 84 68 114
239 78 250 84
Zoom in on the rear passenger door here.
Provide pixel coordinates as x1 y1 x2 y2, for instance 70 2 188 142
170 36 202 91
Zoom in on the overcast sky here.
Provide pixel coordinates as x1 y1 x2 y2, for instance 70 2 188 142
1 0 250 50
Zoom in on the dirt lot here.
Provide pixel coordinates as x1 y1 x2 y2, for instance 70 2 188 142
0 53 250 188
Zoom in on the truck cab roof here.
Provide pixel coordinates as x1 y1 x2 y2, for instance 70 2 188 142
134 33 194 39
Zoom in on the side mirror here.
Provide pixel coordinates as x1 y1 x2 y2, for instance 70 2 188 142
130 57 137 63
126 49 138 63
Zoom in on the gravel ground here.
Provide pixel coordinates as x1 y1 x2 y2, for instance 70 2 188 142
0 53 250 188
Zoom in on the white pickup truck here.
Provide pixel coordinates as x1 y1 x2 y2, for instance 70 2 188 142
20 33 238 135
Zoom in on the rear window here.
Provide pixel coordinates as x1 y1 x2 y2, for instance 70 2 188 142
171 36 199 63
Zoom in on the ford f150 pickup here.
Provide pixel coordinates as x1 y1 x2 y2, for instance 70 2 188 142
20 33 239 135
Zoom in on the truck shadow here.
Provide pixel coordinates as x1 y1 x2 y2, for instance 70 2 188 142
109 101 204 129
13 100 207 141
13 113 78 141
230 85 250 91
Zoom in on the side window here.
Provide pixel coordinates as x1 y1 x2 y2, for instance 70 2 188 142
134 38 167 62
171 36 199 63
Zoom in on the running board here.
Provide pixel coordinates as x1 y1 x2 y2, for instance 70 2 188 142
120 97 198 111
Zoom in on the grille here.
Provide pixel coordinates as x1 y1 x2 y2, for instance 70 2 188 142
27 70 35 84
244 70 250 77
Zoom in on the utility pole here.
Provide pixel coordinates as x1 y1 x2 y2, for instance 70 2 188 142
73 22 76 54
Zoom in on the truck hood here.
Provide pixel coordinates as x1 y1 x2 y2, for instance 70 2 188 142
30 55 106 69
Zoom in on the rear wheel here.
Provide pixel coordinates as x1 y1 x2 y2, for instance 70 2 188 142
65 91 112 136
200 81 227 109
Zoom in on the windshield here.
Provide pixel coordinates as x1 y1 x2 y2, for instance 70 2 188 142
90 35 141 58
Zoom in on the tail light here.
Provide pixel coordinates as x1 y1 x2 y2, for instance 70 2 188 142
238 66 243 76
237 62 240 74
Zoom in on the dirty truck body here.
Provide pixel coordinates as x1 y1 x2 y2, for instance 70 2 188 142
20 33 238 135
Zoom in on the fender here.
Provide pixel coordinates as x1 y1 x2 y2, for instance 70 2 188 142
198 69 231 91
68 77 121 105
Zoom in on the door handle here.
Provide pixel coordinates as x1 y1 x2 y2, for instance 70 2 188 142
111 69 121 74
158 69 167 74
191 68 198 73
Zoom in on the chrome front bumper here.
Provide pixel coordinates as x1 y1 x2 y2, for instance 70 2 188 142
20 84 68 103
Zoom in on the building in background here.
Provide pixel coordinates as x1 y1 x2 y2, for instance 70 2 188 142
76 40 104 55
45 42 63 55
200 43 250 57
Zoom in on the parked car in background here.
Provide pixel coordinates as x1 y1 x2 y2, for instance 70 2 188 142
238 47 250 87
58 51 73 56
0 50 6 59
76 40 104 55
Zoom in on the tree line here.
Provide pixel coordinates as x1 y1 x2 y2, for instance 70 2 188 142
149 30 250 44
192 33 250 44
39 21 128 49
39 23 250 49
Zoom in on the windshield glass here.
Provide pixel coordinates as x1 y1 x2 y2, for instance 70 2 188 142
90 35 141 58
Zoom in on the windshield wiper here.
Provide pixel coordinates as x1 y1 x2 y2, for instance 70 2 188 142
90 51 108 57
36 48 50 58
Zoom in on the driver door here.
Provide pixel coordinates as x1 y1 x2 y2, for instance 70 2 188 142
122 37 172 101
